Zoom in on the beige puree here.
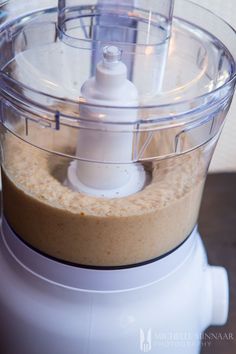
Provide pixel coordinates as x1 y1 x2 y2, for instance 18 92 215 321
2 130 205 266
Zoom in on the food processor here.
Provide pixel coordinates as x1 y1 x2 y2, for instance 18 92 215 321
0 0 235 353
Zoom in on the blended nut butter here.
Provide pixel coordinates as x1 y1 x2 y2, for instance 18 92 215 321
2 131 205 266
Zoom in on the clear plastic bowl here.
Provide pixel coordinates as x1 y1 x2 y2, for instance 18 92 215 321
0 0 235 267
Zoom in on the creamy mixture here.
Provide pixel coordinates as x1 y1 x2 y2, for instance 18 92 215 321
2 130 205 266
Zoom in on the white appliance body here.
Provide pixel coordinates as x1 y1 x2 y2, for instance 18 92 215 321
0 217 228 354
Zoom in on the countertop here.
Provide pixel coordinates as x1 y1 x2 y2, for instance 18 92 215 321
199 173 236 354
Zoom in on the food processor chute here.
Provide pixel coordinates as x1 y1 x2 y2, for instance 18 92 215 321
57 0 174 90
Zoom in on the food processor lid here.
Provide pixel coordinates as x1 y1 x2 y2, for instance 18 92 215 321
0 0 235 122
0 0 236 165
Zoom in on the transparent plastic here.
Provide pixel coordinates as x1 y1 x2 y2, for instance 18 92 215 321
57 0 174 92
1 129 212 266
0 0 235 267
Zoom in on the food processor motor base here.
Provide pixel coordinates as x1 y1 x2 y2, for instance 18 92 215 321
0 217 228 354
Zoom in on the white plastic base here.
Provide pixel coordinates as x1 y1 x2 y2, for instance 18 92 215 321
0 218 229 354
67 160 147 198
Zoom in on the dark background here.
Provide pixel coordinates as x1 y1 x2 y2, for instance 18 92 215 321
199 173 236 354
